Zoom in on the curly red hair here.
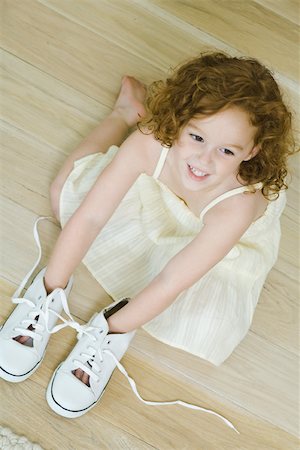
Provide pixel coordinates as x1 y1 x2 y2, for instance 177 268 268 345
140 52 297 199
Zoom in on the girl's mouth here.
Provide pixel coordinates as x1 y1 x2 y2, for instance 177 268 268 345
187 164 209 180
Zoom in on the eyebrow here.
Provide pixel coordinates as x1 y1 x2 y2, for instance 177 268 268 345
189 123 244 151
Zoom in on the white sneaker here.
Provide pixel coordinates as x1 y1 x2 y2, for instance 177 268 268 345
0 269 73 382
45 300 239 434
46 299 135 418
0 217 73 382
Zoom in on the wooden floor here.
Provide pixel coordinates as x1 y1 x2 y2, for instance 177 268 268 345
0 1 299 449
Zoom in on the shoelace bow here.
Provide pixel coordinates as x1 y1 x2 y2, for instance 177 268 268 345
11 216 239 434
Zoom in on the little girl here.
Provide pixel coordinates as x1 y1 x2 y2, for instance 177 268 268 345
0 52 296 431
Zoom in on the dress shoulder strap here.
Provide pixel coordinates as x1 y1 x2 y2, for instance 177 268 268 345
199 182 263 221
152 146 170 179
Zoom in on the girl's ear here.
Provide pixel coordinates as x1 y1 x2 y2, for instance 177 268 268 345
243 145 260 161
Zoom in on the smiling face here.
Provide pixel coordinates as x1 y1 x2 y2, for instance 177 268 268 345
170 106 260 193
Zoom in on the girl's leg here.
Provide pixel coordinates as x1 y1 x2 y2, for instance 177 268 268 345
50 76 146 221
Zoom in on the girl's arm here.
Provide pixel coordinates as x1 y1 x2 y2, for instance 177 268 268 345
45 130 156 289
107 194 258 332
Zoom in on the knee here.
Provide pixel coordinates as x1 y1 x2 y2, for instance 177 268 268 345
49 182 62 222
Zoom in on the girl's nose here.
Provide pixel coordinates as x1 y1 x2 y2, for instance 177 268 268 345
196 146 213 165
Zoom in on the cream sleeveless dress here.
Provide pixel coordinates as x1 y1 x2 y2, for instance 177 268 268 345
59 145 286 366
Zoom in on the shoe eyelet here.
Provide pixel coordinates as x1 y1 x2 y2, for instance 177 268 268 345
107 340 111 345
99 330 103 334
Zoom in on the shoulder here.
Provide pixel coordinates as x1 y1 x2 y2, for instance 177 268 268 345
118 128 162 176
203 189 264 229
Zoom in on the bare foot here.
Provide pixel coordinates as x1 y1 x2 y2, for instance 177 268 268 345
111 75 147 127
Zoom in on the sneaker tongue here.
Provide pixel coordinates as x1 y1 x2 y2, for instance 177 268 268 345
89 312 109 333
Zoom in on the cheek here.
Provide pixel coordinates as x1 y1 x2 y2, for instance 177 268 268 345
173 141 190 159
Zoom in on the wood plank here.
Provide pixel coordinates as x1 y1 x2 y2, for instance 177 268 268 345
251 268 299 354
0 121 62 213
40 0 300 119
1 0 163 104
0 47 110 151
149 0 299 82
40 0 206 69
254 0 300 25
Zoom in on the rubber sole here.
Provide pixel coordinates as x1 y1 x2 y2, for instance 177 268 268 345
0 356 44 383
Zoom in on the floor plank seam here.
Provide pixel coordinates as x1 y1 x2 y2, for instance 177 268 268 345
37 0 169 73
253 0 299 25
38 0 296 92
1 45 113 112
2 55 107 124
135 0 299 92
250 329 299 357
0 192 50 221
1 117 67 153
134 0 240 53
265 269 298 287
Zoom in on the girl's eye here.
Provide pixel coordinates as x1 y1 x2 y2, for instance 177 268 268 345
220 148 234 156
190 134 204 142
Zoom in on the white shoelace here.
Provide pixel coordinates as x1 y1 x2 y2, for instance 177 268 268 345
12 298 45 341
13 216 239 434
11 217 66 341
12 291 62 341
108 350 240 434
12 216 56 300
